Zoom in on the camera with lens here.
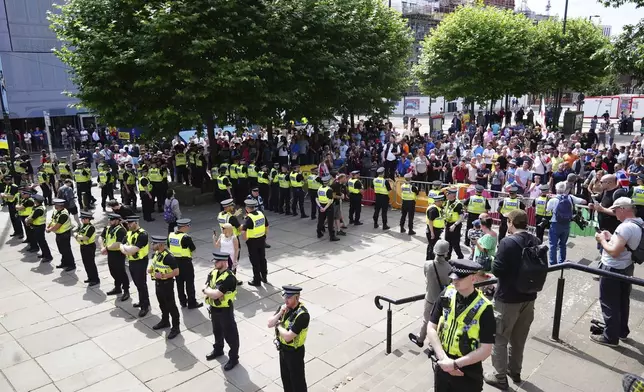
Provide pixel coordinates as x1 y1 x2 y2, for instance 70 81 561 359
572 209 588 230
590 318 605 335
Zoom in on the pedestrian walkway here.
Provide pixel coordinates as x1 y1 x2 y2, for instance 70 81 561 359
0 187 643 391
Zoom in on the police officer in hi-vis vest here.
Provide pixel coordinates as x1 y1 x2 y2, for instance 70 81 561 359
400 172 419 235
257 164 270 210
347 170 363 225
463 185 490 247
290 164 307 218
278 165 291 214
247 160 258 189
269 163 280 212
174 146 189 185
242 199 270 286
216 164 233 206
74 212 99 286
267 285 310 392
316 175 339 241
99 213 130 301
57 157 72 181
149 235 181 340
236 159 249 206
120 215 151 317
204 251 240 371
97 162 115 211
26 194 53 261
630 173 644 219
426 194 446 261
37 166 53 205
74 159 94 210
306 168 321 220
427 180 443 205
2 175 23 238
444 188 465 260
217 199 242 237
427 259 495 392
122 163 138 210
47 199 75 271
169 218 203 309
16 188 35 246
533 185 552 243
373 167 393 230
497 186 525 241
138 166 155 222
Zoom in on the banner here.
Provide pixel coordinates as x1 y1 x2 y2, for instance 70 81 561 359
119 131 131 140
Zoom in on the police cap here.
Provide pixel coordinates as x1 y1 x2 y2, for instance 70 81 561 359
32 194 45 203
321 175 332 183
282 285 302 297
150 235 167 244
79 212 93 220
124 215 140 222
377 167 385 174
176 218 191 227
475 185 484 192
432 180 442 187
350 170 360 175
221 199 234 207
432 194 445 201
540 185 549 192
509 186 518 193
212 251 229 262
53 198 66 205
448 259 483 279
447 188 457 194
107 213 122 220
244 199 258 208
251 187 259 192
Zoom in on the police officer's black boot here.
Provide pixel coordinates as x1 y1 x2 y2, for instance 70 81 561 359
167 327 180 340
206 349 224 361
152 319 170 330
120 291 130 301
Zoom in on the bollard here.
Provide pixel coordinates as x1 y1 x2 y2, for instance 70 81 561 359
551 270 566 341
386 306 392 354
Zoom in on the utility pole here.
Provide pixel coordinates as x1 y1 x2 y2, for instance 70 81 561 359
554 0 569 128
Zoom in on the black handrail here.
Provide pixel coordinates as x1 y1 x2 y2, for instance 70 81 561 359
373 261 644 354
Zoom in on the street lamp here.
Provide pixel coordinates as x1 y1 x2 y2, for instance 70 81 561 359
588 15 600 22
554 0 570 128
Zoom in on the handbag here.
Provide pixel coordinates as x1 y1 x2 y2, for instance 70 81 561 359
475 248 493 272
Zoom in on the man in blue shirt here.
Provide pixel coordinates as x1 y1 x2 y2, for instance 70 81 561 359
546 181 587 265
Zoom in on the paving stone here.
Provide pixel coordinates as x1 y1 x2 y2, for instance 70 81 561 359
93 323 165 358
18 323 88 358
130 348 200 383
0 338 30 370
2 359 51 392
166 370 233 392
76 371 149 392
54 360 124 392
0 291 44 314
31 384 60 392
145 361 209 392
36 341 112 382
0 303 60 331
9 316 68 340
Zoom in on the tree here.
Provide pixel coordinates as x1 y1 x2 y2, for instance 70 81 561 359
611 20 644 90
415 6 539 105
535 19 612 94
585 71 623 96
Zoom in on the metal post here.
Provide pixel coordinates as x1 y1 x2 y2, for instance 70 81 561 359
551 270 566 341
43 111 53 157
555 0 569 126
386 305 392 354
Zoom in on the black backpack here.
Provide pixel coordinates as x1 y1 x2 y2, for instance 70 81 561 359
624 221 644 265
508 233 549 294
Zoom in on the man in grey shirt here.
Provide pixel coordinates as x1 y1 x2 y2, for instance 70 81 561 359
409 240 451 348
593 197 641 347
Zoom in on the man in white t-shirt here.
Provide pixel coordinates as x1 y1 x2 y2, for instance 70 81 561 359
514 160 533 194
80 128 89 144
466 158 478 183
414 150 429 181
118 150 133 166
482 143 495 165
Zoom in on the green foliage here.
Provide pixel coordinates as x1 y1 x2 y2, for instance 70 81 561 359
584 71 623 96
611 21 644 89
414 6 538 102
599 0 644 7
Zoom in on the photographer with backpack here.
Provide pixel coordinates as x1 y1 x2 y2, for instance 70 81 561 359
593 197 642 347
484 210 547 390
163 189 181 234
546 181 588 265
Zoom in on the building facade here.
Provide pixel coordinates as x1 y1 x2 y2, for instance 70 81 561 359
0 0 84 132
600 25 612 37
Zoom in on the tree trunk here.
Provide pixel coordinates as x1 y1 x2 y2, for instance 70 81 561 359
205 115 217 166
350 112 355 131
267 123 273 141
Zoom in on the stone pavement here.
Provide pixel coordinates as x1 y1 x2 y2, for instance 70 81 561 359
1 187 644 392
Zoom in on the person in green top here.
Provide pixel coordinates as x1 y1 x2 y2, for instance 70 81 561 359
473 215 498 272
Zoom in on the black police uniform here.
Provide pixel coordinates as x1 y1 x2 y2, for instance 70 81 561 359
269 167 280 212
426 203 444 261
77 215 99 284
444 198 465 260
126 224 151 313
169 221 200 308
463 196 491 247
38 171 53 205
374 176 392 229
258 170 270 210
497 197 526 241
139 176 154 221
276 286 310 392
316 185 336 240
18 193 35 245
151 246 180 336
290 171 306 217
51 204 75 270
348 176 363 224
3 180 23 237
99 170 115 211
400 182 419 232
206 255 240 366
122 169 137 208
244 210 269 284
101 218 130 295
28 198 52 260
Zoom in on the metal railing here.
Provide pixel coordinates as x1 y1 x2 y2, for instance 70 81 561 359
374 261 644 354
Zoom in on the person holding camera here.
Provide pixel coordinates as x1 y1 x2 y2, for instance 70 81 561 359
546 181 588 265
426 259 495 392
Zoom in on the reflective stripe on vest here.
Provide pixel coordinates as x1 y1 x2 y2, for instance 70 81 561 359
168 232 192 258
401 183 416 201
105 225 124 247
52 209 72 234
279 174 290 188
290 172 303 187
30 205 46 226
445 200 462 223
150 250 173 278
634 186 644 206
427 205 445 228
317 186 330 204
58 163 70 175
98 171 108 184
258 171 269 184
125 171 135 185
279 303 309 348
18 197 33 217
219 164 229 176
246 212 266 239
77 223 96 245
347 178 360 194
138 176 152 192
217 176 229 190
308 175 321 191
248 164 258 178
126 229 149 261
437 284 491 357
74 169 90 182
236 165 247 178
467 195 486 214
175 153 187 167
500 198 520 216
535 196 552 216
374 177 388 195
229 164 239 179
205 270 237 307
148 168 162 182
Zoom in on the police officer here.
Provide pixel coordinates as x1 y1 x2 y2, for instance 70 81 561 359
75 212 99 286
26 194 53 261
307 168 321 220
57 157 72 181
216 163 233 206
1 175 23 238
533 185 552 242
229 157 239 204
400 172 419 234
138 166 155 222
120 216 151 317
174 146 189 185
497 186 525 241
428 180 444 202
0 161 9 179
427 259 495 392
74 159 94 210
463 185 490 246
122 163 138 210
242 199 269 286
426 194 446 261
257 165 270 210
99 213 130 301
42 156 57 191
148 161 165 212
204 251 240 371
97 162 115 211
278 166 291 214
217 199 242 237
169 218 203 309
236 159 248 205
47 199 75 271
16 188 35 246
631 173 644 219
316 175 339 241
37 166 53 205
444 188 465 260
269 163 280 212
347 170 363 225
247 160 258 189
373 167 392 230
192 146 207 189
149 235 181 339
290 164 307 218
267 285 310 392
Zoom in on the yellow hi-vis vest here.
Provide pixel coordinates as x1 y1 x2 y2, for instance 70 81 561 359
278 173 290 188
168 232 192 258
270 169 279 184
105 225 125 249
217 176 229 190
258 171 269 184
219 163 229 176
217 211 240 237
445 200 462 223
317 186 330 204
126 229 149 261
467 195 486 214
236 164 247 178
18 196 33 217
229 164 239 179
535 196 552 216
401 183 416 201
246 212 266 239
500 197 520 217
30 205 46 226
438 284 492 357
38 171 49 184
427 205 445 229
175 153 187 167
77 223 96 245
347 178 360 194
278 303 309 348
248 164 258 178
124 171 135 185
51 209 72 234
427 189 442 205
58 163 70 175
290 172 303 187
43 162 55 174
308 175 320 191
14 162 26 174
98 170 109 185
633 186 644 206
2 184 16 202
374 177 388 195
138 176 152 192
74 169 90 183
118 168 125 180
205 269 237 308
148 168 162 182
150 250 174 279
